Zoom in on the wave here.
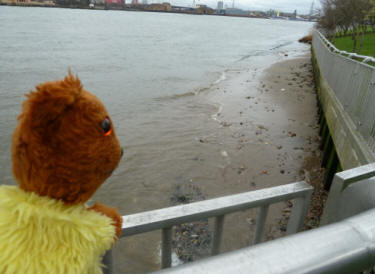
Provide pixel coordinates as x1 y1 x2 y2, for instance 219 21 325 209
154 91 197 101
237 50 266 62
154 71 227 101
214 71 227 84
211 103 224 123
237 41 294 62
270 41 294 50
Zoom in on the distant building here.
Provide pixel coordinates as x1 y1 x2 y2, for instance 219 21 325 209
105 0 124 9
107 0 122 4
12 0 30 3
145 2 172 11
217 0 223 10
215 0 224 14
171 5 196 12
293 9 297 19
224 8 249 16
277 11 299 20
11 0 54 4
249 11 267 18
267 9 278 18
196 4 214 14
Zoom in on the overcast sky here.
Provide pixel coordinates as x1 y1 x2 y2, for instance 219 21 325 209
165 0 321 14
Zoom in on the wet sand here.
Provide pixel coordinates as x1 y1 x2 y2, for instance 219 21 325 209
112 53 323 273
200 55 322 246
258 56 326 234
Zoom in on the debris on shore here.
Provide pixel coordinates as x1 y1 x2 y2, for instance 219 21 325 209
170 182 212 262
168 55 325 262
299 34 313 44
301 155 328 230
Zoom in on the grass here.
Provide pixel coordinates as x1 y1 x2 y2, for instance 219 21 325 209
334 26 373 38
333 32 375 58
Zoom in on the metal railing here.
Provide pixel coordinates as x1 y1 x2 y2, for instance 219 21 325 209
313 31 375 155
155 163 375 274
104 181 312 273
157 207 375 274
317 31 375 64
321 162 375 225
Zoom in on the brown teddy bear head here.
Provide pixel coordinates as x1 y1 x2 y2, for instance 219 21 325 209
11 73 122 204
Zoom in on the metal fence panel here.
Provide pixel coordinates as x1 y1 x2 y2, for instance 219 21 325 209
156 207 375 274
106 182 312 273
121 181 312 237
155 164 375 274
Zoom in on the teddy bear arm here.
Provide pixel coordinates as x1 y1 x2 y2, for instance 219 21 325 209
88 202 123 240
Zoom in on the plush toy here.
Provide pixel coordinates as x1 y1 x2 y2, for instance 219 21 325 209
0 73 123 273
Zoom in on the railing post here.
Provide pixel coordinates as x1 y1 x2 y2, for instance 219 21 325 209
161 227 172 269
253 205 269 245
102 249 114 274
321 163 375 225
286 189 312 235
211 215 225 255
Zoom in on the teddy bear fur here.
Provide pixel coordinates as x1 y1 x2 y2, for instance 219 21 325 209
3 72 123 271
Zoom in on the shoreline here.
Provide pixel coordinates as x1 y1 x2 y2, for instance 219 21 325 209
259 56 326 235
110 52 323 273
158 53 325 266
200 53 323 245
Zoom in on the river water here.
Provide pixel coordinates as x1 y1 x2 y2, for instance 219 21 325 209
0 6 313 273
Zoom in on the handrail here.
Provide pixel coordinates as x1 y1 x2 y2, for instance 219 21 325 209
316 30 375 64
105 181 312 272
121 181 312 237
104 164 375 273
156 207 375 274
146 164 375 274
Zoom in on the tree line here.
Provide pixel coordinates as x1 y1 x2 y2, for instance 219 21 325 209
318 0 375 53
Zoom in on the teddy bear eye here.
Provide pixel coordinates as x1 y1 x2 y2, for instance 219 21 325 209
100 118 112 136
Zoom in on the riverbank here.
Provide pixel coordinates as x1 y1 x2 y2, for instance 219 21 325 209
110 53 323 273
259 56 327 234
155 53 324 266
204 55 323 243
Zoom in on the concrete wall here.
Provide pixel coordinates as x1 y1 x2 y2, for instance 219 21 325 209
312 32 375 170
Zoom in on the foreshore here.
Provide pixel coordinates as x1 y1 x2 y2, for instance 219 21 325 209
112 53 326 273
258 56 326 234
198 53 325 249
117 54 324 273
